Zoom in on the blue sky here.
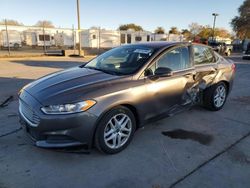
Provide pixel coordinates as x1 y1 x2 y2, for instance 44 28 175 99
0 0 244 32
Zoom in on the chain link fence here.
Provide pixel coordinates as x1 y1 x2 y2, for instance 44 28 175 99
0 24 186 57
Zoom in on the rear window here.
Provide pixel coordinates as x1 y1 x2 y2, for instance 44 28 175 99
193 45 215 65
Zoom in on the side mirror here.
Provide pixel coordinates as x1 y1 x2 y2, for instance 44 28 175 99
154 67 173 77
144 69 153 77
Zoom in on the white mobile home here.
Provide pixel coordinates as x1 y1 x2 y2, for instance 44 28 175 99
81 29 120 48
36 32 53 47
23 30 53 47
54 32 74 48
0 30 22 49
120 30 151 44
151 34 168 41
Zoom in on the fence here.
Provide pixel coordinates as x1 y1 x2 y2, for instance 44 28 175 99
0 24 186 57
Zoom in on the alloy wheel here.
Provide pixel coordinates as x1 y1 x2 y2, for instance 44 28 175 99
104 113 132 149
214 85 226 108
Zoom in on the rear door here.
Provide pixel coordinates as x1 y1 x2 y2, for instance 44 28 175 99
192 44 219 89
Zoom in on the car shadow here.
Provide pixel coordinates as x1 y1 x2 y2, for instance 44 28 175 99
0 77 33 103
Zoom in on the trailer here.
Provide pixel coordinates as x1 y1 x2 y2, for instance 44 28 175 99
120 30 151 44
54 32 74 48
23 31 37 47
81 29 120 48
23 30 53 47
36 32 53 47
0 30 22 49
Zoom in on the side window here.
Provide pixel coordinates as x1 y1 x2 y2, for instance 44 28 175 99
135 36 142 42
148 46 191 74
193 45 215 65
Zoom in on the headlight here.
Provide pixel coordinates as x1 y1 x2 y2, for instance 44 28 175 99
41 100 96 114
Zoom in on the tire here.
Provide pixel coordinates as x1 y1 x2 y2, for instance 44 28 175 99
95 106 136 154
14 43 19 50
203 82 228 111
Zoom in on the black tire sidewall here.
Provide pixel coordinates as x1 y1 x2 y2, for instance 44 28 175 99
95 106 136 154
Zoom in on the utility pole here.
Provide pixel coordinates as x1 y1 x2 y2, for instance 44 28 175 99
77 0 82 56
4 19 10 56
72 24 76 54
42 22 47 54
212 13 219 42
98 27 101 50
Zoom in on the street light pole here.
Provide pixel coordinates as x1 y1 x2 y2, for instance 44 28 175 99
4 19 10 56
77 0 82 56
212 13 219 42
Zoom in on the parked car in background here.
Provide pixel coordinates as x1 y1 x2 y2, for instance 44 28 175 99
209 41 233 56
19 42 235 154
243 43 250 60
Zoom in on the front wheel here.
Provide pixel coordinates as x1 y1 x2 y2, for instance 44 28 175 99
203 82 228 111
95 106 136 154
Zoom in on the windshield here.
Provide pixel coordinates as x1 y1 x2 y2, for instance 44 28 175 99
85 46 155 75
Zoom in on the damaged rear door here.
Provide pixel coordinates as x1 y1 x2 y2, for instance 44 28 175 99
192 45 219 99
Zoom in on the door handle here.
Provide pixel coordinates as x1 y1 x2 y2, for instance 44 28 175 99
184 72 196 80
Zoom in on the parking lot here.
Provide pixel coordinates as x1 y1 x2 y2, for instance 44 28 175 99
0 55 250 188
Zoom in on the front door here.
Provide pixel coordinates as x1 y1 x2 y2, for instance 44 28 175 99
142 45 196 119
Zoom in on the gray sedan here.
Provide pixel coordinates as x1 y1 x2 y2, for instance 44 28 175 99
19 42 235 154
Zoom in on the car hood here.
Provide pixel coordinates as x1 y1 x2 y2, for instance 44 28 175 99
24 66 123 105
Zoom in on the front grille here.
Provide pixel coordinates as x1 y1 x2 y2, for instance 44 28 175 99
19 99 40 125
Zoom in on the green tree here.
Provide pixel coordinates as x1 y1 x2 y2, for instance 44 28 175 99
118 23 143 31
231 0 250 39
35 20 55 28
169 27 179 34
181 29 192 40
198 25 212 39
154 27 165 34
215 28 231 38
189 23 202 39
0 19 23 26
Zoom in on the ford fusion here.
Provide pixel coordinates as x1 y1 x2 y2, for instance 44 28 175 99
19 42 235 154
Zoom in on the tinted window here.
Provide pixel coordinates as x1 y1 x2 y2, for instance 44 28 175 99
39 35 50 41
127 34 131 43
193 45 215 65
147 35 150 41
120 34 125 44
135 36 142 42
149 46 191 74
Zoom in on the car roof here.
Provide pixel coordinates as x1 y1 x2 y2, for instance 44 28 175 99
122 41 189 50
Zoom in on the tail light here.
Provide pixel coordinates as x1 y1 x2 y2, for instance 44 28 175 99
231 63 236 72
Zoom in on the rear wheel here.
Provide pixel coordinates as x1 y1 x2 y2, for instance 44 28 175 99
203 82 227 111
95 106 136 154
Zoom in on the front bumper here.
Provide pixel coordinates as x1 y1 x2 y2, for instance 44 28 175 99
19 91 98 148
